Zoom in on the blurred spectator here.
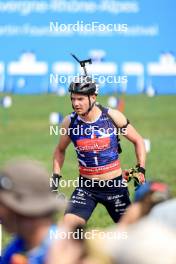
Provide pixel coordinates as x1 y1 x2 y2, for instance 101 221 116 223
118 181 170 226
47 225 112 264
112 218 176 264
0 159 66 264
46 182 174 264
148 198 176 231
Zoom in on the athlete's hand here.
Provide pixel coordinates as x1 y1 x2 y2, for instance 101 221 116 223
133 172 145 187
50 173 62 192
123 165 145 187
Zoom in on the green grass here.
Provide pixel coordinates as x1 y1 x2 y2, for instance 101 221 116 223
0 94 176 240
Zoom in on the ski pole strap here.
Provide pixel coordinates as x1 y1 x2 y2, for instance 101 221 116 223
50 173 62 192
136 164 146 176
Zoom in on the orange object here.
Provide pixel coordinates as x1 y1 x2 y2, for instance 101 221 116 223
11 254 28 264
117 98 125 112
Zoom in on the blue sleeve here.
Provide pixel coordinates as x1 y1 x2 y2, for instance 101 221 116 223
1 237 24 264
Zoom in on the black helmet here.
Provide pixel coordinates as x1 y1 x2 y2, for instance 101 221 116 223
69 76 98 95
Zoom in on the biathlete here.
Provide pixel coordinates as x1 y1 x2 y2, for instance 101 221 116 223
52 55 146 227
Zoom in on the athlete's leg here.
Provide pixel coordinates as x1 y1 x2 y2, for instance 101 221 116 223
64 213 86 229
105 187 131 223
64 187 98 227
99 176 131 223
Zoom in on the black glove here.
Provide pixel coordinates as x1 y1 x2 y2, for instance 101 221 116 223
134 164 146 187
123 164 146 188
50 173 62 192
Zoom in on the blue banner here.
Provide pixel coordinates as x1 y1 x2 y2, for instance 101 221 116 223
0 0 176 94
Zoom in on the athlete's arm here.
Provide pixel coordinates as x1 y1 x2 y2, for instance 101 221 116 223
108 108 146 168
53 116 71 174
